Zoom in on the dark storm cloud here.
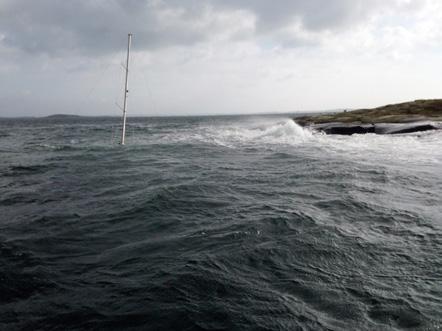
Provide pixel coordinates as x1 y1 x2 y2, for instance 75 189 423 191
0 0 405 56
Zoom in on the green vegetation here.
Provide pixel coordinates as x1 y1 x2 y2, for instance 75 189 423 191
295 99 442 126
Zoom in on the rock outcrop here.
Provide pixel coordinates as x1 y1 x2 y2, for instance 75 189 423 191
295 99 442 135
310 122 441 135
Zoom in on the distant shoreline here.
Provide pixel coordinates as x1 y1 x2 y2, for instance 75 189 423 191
44 114 82 119
0 111 320 120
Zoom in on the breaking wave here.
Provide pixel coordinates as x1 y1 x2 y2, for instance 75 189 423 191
153 118 314 148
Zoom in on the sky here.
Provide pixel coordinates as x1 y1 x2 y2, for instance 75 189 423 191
1 0 442 117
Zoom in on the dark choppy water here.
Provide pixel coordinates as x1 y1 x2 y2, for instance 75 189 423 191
0 115 441 330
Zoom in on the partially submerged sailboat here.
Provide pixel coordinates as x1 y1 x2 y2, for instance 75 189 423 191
120 33 132 145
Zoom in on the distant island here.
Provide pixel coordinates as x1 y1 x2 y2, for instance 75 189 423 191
44 114 81 119
294 99 442 135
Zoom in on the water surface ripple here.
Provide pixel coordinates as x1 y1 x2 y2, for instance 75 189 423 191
0 115 441 330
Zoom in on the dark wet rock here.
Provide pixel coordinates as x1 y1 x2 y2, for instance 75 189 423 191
312 123 375 135
376 123 440 135
309 122 440 135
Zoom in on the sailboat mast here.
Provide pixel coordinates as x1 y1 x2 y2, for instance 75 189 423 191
120 33 132 145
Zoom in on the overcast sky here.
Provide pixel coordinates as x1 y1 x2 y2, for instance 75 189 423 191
1 0 441 116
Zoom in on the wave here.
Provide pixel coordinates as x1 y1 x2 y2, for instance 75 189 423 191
1 115 441 330
11 116 441 169
153 118 314 148
237 119 313 144
2 164 54 177
313 129 442 166
160 117 441 164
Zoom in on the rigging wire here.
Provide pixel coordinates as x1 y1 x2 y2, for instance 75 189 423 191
131 41 159 117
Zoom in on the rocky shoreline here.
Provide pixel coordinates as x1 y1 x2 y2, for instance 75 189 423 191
294 99 442 135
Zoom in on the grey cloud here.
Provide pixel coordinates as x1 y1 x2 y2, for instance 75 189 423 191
0 0 415 56
0 0 208 56
211 0 399 31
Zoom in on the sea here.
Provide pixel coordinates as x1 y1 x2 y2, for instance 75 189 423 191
0 115 441 330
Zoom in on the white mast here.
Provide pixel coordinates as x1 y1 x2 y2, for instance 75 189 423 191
120 33 132 145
